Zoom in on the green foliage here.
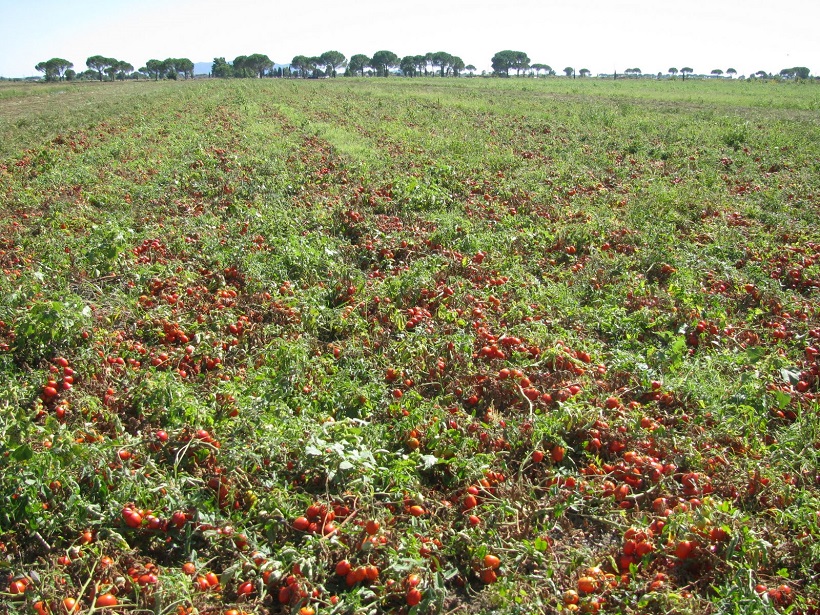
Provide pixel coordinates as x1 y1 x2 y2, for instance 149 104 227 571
370 50 399 77
319 50 346 77
347 53 370 77
211 57 233 78
492 50 530 76
0 76 818 615
35 58 73 82
13 296 91 362
86 55 117 81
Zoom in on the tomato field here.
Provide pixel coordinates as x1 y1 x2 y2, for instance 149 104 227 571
1 77 819 614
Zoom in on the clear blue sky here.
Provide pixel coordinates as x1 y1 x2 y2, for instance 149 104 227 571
1 0 818 77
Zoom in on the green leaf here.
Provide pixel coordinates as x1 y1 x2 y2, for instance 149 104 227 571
668 336 687 370
534 537 549 552
779 367 800 385
339 460 354 470
12 444 33 461
745 347 767 364
774 390 792 409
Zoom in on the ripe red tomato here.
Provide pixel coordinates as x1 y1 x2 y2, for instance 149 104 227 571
293 516 310 531
9 579 27 594
335 559 352 576
138 573 158 586
95 594 118 608
675 540 696 559
364 565 379 582
483 554 500 569
365 519 381 535
406 573 422 588
406 587 422 606
122 508 143 528
170 510 187 529
278 585 292 603
194 576 210 591
577 576 598 593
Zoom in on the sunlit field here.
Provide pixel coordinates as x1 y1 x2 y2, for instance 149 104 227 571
1 76 819 614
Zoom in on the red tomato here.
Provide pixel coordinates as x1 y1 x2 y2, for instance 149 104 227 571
278 585 292 603
577 576 598 593
95 594 118 608
364 565 379 582
406 573 422 588
335 558 351 576
406 587 422 606
123 508 143 528
675 540 696 559
365 519 381 535
483 554 500 569
292 516 310 531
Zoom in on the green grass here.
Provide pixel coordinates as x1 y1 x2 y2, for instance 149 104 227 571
1 76 818 614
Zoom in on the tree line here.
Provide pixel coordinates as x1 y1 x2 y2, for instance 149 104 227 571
34 56 195 82
209 51 475 79
33 52 812 82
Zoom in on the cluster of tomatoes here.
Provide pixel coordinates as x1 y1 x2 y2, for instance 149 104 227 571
37 357 75 420
292 502 341 536
121 504 189 532
132 238 173 264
